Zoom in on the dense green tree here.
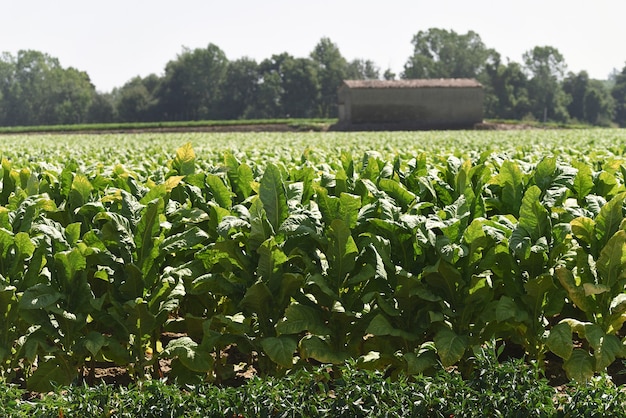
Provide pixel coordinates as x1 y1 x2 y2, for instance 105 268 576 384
246 63 283 119
583 80 614 125
217 57 259 119
86 92 116 123
563 71 614 125
523 46 570 122
45 66 95 124
347 59 380 80
611 65 626 126
483 57 531 119
280 56 319 117
244 53 319 118
310 38 348 117
0 53 16 125
157 44 228 120
383 69 396 80
403 28 497 80
562 71 589 121
113 76 160 122
0 50 95 126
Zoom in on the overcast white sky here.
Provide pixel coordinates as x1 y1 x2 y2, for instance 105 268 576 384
2 0 625 92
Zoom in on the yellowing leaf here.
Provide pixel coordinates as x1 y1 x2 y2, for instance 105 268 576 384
173 142 196 176
164 175 184 192
582 282 609 296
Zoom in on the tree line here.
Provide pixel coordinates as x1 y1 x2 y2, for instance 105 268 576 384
1 28 626 127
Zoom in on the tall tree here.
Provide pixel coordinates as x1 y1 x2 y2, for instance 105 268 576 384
245 54 289 118
0 52 16 125
483 57 531 119
347 59 380 80
583 80 614 126
523 46 569 122
310 38 348 117
403 28 497 80
280 56 319 117
157 44 228 120
611 64 626 127
87 92 116 123
0 50 95 126
245 53 319 118
562 71 589 121
383 69 396 80
218 57 259 119
563 71 614 125
113 76 160 122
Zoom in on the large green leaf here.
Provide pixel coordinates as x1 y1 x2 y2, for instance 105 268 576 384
160 227 209 253
495 296 519 322
570 217 595 247
224 152 254 200
206 174 234 209
27 356 75 392
594 192 626 248
240 282 273 318
0 158 15 204
434 328 468 367
423 259 462 305
135 197 164 272
279 213 323 241
403 346 438 375
172 142 196 176
338 193 361 229
314 185 340 224
82 331 106 358
594 334 624 371
54 247 87 285
510 186 550 262
378 178 416 210
256 237 288 287
546 322 573 360
261 336 297 368
19 283 63 310
572 161 594 200
563 349 595 382
326 219 358 285
596 230 626 289
493 160 525 216
70 173 93 207
14 231 35 260
259 163 288 233
298 335 348 364
518 185 550 241
555 267 594 313
124 298 157 338
365 314 419 341
162 336 213 372
276 303 329 336
189 273 238 297
533 156 557 192
248 196 272 251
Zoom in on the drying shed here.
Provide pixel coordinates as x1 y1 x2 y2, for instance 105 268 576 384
337 79 484 129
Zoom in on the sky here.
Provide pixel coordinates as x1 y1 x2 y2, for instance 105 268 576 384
2 0 625 92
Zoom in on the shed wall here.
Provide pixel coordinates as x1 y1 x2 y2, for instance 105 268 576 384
338 85 483 128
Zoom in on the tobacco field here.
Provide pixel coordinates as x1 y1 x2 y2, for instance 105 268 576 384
1 129 626 392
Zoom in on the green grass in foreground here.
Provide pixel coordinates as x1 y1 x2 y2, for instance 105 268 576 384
2 347 625 417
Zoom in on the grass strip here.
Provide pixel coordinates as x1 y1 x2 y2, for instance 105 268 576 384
3 355 625 417
0 118 336 134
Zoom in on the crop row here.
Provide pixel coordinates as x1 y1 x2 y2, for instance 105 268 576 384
0 134 625 391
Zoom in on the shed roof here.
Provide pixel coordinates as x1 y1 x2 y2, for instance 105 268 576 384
342 79 482 89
